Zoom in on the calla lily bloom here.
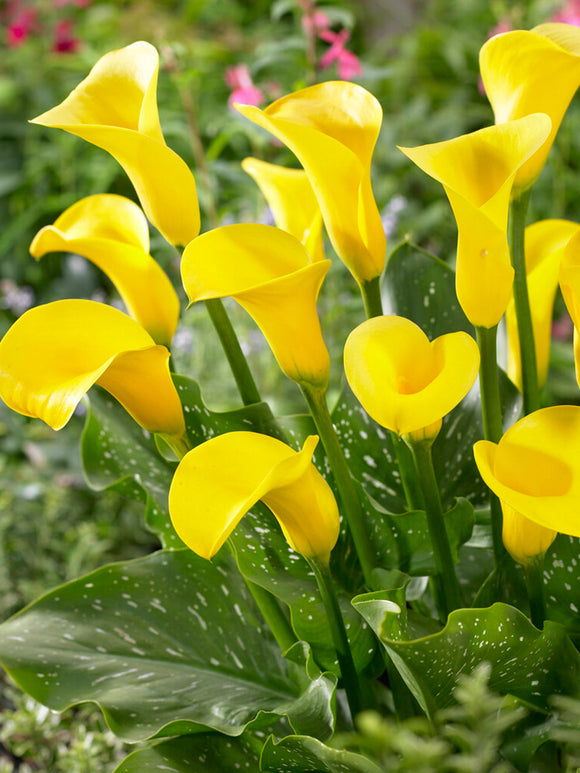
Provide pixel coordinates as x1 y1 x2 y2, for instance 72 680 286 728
480 23 580 192
30 194 180 347
241 157 324 261
181 223 331 390
399 115 551 327
0 299 185 440
506 219 580 391
30 42 199 247
474 406 580 562
344 316 480 440
169 432 340 562
558 229 580 385
235 81 386 284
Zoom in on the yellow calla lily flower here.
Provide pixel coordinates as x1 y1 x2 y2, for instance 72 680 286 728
30 42 199 247
399 114 551 328
506 219 580 391
236 81 386 284
181 223 331 389
30 194 180 347
480 23 580 192
169 432 340 562
241 157 324 261
0 300 185 439
474 405 580 561
344 315 480 439
558 229 580 386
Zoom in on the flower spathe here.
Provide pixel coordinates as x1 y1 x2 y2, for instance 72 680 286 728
169 432 340 562
236 81 386 284
399 114 551 328
344 315 480 439
241 157 324 261
558 229 580 386
480 23 580 192
181 223 331 390
30 194 180 347
506 219 580 391
474 406 580 561
0 299 185 439
30 42 199 247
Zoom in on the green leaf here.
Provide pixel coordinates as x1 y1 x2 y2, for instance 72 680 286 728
0 550 336 742
114 733 263 773
260 734 383 773
354 588 580 718
544 534 580 634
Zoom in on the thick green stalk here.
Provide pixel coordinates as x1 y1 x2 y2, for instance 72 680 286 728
407 438 463 618
204 297 262 406
524 558 546 630
509 189 540 414
308 557 364 720
390 430 425 511
476 325 507 564
302 384 376 588
227 540 297 651
360 276 383 318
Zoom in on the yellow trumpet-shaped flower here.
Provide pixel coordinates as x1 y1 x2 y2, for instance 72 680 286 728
236 81 386 284
181 223 331 389
0 300 185 439
480 23 580 192
30 194 180 347
344 316 480 439
399 115 551 328
241 157 324 261
558 230 580 386
169 432 340 562
474 405 580 561
31 42 199 247
506 219 580 391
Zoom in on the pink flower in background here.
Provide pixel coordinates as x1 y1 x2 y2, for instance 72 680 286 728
552 0 580 24
225 64 264 107
301 8 330 34
6 8 36 47
52 18 79 53
318 28 363 79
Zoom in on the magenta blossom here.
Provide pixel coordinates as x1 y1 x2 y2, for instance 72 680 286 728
302 8 330 34
225 64 264 108
552 0 580 24
318 28 363 80
6 8 36 47
52 18 79 53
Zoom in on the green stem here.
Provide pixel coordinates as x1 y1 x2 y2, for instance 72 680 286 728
204 298 262 406
308 557 364 720
509 189 540 414
227 540 297 651
390 430 425 511
302 385 376 588
476 325 507 564
360 276 384 318
524 558 546 630
407 438 463 618
245 578 298 651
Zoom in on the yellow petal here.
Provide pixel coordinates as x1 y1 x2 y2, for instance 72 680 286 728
480 24 580 191
344 316 480 436
30 195 180 347
31 42 199 246
168 432 339 561
0 300 185 437
474 405 580 538
236 82 386 284
182 224 331 389
558 229 580 387
241 157 325 261
506 219 580 390
399 115 551 327
501 503 557 566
